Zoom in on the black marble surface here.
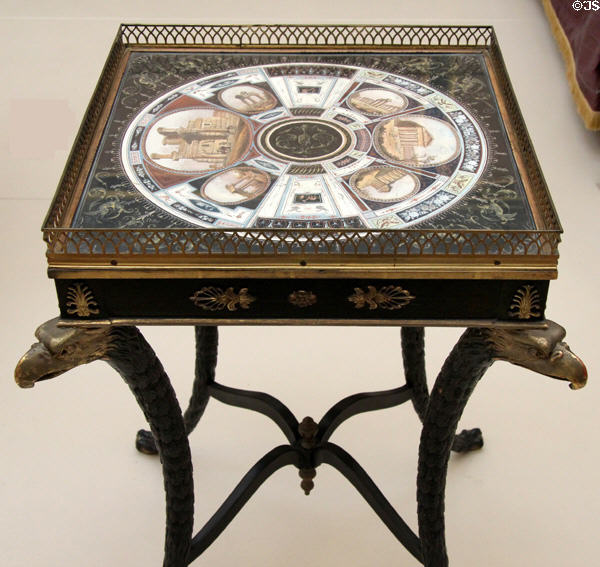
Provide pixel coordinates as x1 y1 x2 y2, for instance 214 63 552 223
72 51 535 232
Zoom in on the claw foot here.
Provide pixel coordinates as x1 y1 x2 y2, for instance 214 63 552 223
136 429 158 455
451 428 483 453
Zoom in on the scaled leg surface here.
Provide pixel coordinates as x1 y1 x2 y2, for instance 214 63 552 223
184 326 218 433
417 322 587 567
401 327 428 421
417 328 491 567
401 327 483 453
137 325 219 455
15 319 195 567
15 319 586 567
108 327 194 567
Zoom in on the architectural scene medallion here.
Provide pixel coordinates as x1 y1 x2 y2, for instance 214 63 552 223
119 62 488 230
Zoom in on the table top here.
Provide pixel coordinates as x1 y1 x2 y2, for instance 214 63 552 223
80 53 520 232
43 25 560 326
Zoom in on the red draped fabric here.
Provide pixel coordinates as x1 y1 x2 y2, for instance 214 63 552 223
543 0 600 129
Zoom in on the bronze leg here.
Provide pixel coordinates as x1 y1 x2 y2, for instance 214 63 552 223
401 327 429 421
402 327 483 454
14 320 194 567
184 326 218 433
107 327 194 567
136 325 219 454
15 318 586 566
416 321 587 566
416 328 492 566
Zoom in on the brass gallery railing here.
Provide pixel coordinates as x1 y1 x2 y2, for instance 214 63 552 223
43 228 560 258
43 25 561 265
118 24 495 47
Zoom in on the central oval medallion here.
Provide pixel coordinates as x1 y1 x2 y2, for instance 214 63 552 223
259 118 352 163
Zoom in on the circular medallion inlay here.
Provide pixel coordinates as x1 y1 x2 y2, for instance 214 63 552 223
122 62 488 229
143 108 252 174
258 119 352 163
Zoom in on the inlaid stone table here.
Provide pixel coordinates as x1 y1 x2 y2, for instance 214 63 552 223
15 24 587 567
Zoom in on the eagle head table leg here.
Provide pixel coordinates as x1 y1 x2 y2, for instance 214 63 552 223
15 318 112 388
15 317 194 567
417 320 587 567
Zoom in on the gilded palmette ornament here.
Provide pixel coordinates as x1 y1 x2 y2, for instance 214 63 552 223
190 287 255 311
348 285 415 310
509 285 541 319
65 283 100 317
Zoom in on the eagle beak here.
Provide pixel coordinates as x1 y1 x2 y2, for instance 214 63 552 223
14 342 72 388
565 352 587 390
15 318 112 390
547 342 587 390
